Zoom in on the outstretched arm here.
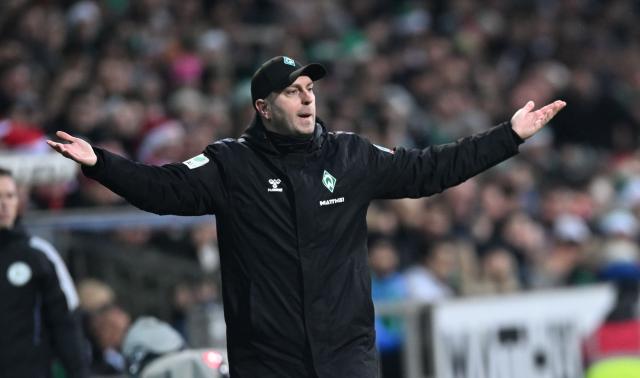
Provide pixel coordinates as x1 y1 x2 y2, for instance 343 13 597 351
369 99 566 199
47 131 224 215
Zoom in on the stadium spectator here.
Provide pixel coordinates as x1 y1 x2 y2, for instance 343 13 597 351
370 237 408 378
86 302 131 376
405 239 457 302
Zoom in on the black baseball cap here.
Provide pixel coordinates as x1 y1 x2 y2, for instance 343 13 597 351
251 56 326 104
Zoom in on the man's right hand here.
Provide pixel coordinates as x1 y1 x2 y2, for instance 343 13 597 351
46 131 98 166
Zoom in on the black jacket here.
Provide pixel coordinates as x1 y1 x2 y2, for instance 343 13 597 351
83 118 522 378
0 226 89 378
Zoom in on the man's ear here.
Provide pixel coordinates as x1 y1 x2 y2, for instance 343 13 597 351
255 99 270 120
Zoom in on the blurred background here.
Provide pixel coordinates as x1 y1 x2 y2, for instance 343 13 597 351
1 0 640 377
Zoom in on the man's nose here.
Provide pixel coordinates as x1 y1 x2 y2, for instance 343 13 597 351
300 90 313 104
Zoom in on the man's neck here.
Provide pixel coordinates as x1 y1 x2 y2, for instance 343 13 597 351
265 127 315 153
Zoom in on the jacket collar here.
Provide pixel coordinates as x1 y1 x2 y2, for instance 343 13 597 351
0 223 28 246
241 114 327 156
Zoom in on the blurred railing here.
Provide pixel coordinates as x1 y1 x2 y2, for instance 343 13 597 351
22 206 213 232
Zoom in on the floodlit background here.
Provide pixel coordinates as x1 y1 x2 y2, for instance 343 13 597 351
1 1 640 377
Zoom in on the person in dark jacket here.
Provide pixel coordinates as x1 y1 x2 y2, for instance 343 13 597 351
47 56 566 378
0 167 89 377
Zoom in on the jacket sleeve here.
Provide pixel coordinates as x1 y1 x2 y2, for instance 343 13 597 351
368 122 523 199
32 237 89 378
81 144 226 216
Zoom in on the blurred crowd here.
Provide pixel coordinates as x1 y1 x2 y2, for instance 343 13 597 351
1 0 640 374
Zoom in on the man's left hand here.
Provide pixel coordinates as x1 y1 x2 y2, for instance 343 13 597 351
511 100 566 140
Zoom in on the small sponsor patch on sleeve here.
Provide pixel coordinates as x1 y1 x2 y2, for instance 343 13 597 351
183 154 210 169
374 144 394 154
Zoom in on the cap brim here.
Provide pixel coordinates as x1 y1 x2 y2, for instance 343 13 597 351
288 63 326 83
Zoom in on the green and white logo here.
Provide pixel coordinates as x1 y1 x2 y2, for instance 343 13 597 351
283 56 295 66
7 261 31 286
183 154 209 169
322 170 337 193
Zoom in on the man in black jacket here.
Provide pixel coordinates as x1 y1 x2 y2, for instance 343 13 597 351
0 167 89 377
47 56 566 378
